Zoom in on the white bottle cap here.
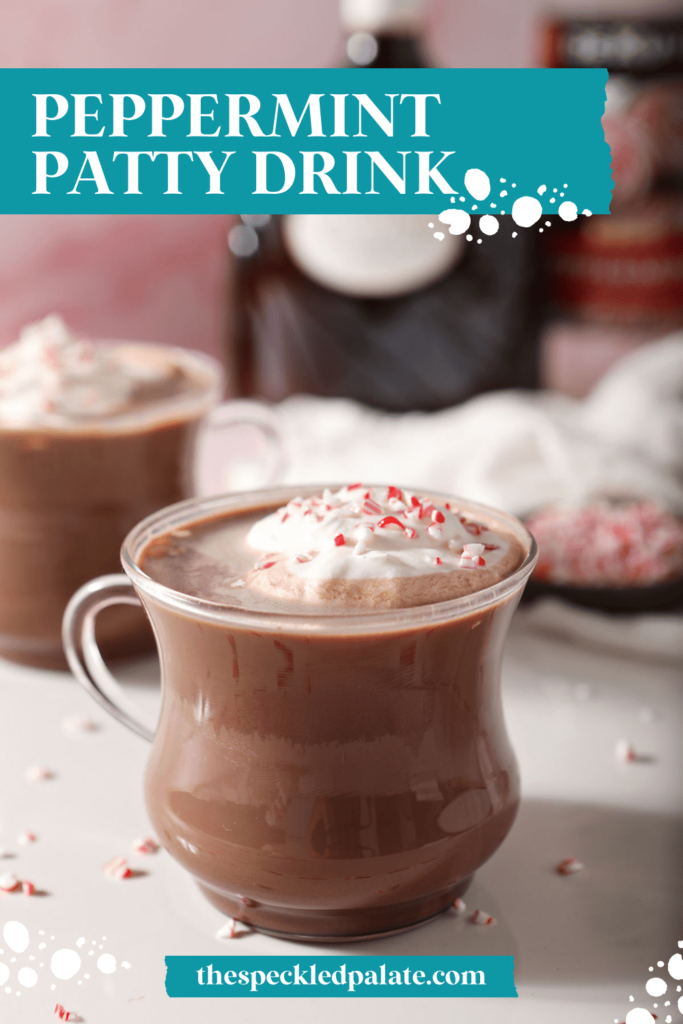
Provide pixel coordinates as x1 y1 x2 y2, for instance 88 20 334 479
340 0 424 33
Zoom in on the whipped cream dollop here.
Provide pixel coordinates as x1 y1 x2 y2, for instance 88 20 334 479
0 315 173 426
246 484 511 581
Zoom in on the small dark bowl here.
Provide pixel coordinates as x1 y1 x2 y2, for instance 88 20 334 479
521 573 683 614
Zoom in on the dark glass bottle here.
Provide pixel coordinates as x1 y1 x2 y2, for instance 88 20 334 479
224 2 544 413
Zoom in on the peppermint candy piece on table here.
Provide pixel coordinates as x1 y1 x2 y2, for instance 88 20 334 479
17 830 38 845
450 897 467 916
132 836 159 855
21 880 36 895
103 856 132 880
62 715 99 735
216 918 251 940
615 739 638 763
25 764 55 782
470 909 496 926
0 872 20 892
556 857 584 876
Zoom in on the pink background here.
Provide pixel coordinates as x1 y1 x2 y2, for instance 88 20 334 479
1 0 679 389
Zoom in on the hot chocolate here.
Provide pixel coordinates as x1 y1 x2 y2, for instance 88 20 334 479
0 315 221 667
129 485 532 940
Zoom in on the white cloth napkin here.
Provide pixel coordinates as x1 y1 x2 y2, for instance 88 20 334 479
266 331 683 660
276 331 683 517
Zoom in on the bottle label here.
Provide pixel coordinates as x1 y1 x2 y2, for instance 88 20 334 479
282 214 463 298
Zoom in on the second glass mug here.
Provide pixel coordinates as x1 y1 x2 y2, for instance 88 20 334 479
64 486 537 942
0 347 284 668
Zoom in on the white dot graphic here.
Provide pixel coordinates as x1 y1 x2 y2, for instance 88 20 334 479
97 954 117 975
472 204 478 210
626 1009 655 1023
464 169 490 201
511 196 542 228
559 201 578 222
500 190 508 197
537 185 547 195
466 234 473 241
439 209 471 236
679 996 683 1014
0 964 9 986
479 215 499 236
582 209 592 217
512 231 518 238
433 231 445 241
3 922 29 954
647 978 667 997
51 948 81 980
17 967 37 989
669 953 683 979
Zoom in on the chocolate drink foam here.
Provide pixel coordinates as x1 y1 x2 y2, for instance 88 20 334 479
141 484 526 613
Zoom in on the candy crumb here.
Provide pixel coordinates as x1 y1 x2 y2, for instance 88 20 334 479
470 909 495 926
103 856 132 880
54 1005 80 1021
25 765 54 782
556 857 584 876
17 830 38 845
62 716 99 735
451 898 467 916
132 837 159 855
615 739 638 763
0 872 20 892
21 880 35 896
216 918 251 940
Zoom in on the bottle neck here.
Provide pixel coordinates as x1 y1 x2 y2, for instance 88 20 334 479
340 0 423 34
341 0 426 67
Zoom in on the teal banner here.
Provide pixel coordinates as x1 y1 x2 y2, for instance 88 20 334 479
164 954 517 998
0 68 610 214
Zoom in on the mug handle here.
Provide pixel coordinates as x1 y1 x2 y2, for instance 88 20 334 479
198 399 286 495
62 574 155 742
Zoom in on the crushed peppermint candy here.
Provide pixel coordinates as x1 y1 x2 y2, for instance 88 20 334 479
25 765 54 782
62 715 99 735
103 856 132 880
246 485 508 582
132 836 159 855
460 543 486 568
0 872 20 891
216 918 251 940
54 1004 80 1022
470 909 496 926
17 830 37 845
556 857 585 875
21 880 36 895
451 897 467 916
615 739 638 763
527 501 683 587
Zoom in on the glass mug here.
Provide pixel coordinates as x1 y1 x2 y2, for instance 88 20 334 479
63 486 537 942
0 347 283 668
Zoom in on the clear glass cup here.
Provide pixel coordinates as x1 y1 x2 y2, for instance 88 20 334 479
63 485 537 942
0 347 283 669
